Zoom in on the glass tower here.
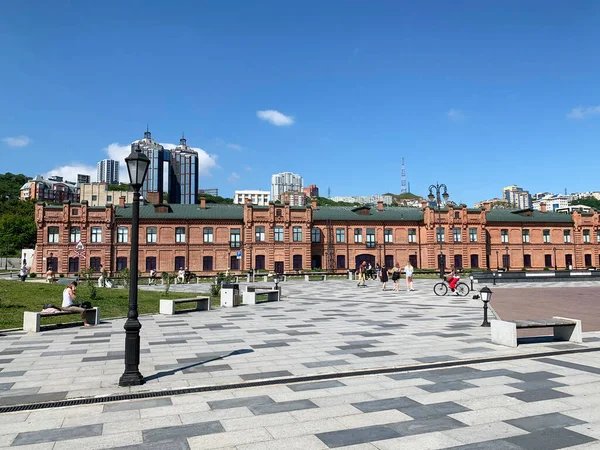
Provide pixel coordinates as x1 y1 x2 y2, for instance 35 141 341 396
169 137 199 204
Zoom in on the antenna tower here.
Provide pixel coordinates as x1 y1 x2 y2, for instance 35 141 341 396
401 157 407 193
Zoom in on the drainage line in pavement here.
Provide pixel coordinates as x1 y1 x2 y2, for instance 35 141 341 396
1 345 598 414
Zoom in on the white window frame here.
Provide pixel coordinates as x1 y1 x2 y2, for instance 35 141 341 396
501 229 509 243
564 229 571 243
255 226 265 242
408 228 416 243
453 227 461 243
91 226 102 243
384 229 393 243
522 229 530 243
336 228 345 243
311 228 321 243
469 228 477 242
146 227 157 243
583 229 590 243
292 226 302 242
543 229 551 243
436 227 445 243
274 226 284 242
203 227 214 243
117 227 128 243
354 229 362 243
48 226 59 243
70 226 80 243
175 227 186 243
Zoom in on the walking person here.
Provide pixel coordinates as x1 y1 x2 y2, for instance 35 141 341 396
404 261 415 291
19 263 28 282
391 262 402 291
356 260 367 287
379 263 388 291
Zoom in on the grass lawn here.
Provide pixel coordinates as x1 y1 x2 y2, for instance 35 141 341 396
0 280 214 330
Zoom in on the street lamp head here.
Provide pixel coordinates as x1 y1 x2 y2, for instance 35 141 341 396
480 286 493 303
427 191 435 202
442 190 449 202
505 246 509 252
125 143 150 190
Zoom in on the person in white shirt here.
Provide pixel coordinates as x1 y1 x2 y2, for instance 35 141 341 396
404 262 414 291
177 267 186 284
61 281 92 327
19 263 28 282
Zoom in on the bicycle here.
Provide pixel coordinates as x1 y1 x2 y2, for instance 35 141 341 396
433 277 470 296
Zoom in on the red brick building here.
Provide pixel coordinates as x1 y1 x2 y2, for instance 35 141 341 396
34 198 600 276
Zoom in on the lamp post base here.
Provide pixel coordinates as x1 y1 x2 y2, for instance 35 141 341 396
119 371 144 386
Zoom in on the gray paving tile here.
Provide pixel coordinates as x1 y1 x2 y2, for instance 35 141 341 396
10 346 50 351
0 371 26 378
536 357 600 375
506 412 586 432
0 358 14 364
12 423 103 445
506 371 564 382
400 401 471 419
103 397 173 412
71 339 111 345
445 441 523 450
505 427 596 450
506 388 572 403
302 359 350 368
387 415 467 436
240 370 293 381
182 364 232 373
353 350 397 358
42 350 88 357
507 379 567 391
0 382 15 391
418 380 477 393
112 440 190 450
250 342 289 349
316 424 400 448
0 350 24 355
415 355 460 363
249 399 318 415
143 421 224 443
352 397 421 413
0 391 68 406
208 395 275 410
287 380 346 392
205 339 245 345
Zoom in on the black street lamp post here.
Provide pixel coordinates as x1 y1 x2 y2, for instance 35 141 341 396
378 245 382 265
479 286 493 327
428 183 449 279
504 246 509 271
495 250 499 270
119 143 150 387
553 247 557 271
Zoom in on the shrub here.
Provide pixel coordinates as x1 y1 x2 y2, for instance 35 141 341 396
59 273 65 278
543 266 550 271
29 273 37 278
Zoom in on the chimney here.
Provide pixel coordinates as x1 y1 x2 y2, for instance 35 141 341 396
421 200 428 209
200 197 206 209
145 191 161 204
119 196 125 207
540 202 547 213
377 201 384 211
311 198 318 209
483 202 491 211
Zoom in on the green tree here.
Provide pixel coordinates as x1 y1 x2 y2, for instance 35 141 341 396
0 173 29 200
571 196 600 211
0 210 36 256
201 194 233 204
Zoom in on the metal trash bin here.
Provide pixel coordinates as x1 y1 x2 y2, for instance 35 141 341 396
220 283 240 307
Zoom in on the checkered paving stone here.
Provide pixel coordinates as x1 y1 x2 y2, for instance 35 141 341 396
1 281 600 446
0 354 598 448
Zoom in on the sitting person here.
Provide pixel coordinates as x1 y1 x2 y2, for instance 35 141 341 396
177 267 186 284
61 281 93 327
184 267 191 283
446 266 460 292
98 265 108 287
149 268 157 285
46 269 56 283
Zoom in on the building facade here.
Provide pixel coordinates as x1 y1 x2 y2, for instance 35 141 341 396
271 172 303 202
168 137 199 204
502 185 532 209
96 159 120 185
303 184 319 198
20 176 78 203
79 183 135 206
34 200 600 276
77 174 91 185
137 130 166 202
234 190 270 205
330 195 394 205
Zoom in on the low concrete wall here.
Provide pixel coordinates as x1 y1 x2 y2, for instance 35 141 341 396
473 270 600 284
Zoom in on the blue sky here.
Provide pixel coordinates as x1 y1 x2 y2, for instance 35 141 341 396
1 1 599 206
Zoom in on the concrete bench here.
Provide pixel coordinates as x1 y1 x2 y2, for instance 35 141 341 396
305 274 327 281
159 296 211 315
23 307 100 333
491 317 582 348
243 289 280 305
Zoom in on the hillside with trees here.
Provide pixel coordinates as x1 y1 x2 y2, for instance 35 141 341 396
0 173 29 200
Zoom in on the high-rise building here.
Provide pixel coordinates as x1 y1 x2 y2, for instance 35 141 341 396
97 159 119 185
234 190 270 205
271 172 303 202
77 174 91 185
136 129 166 202
168 137 199 204
303 184 319 198
502 185 532 209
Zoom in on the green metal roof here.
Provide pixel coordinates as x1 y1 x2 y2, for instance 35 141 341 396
115 204 244 220
485 209 574 223
313 206 424 221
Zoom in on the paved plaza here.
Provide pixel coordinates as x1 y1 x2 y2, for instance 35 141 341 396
0 279 599 449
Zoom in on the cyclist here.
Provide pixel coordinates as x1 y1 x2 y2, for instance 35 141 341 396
447 265 460 293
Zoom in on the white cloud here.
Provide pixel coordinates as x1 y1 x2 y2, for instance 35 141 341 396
447 109 465 121
227 172 240 183
226 143 243 151
244 166 252 172
567 105 600 119
2 136 31 147
45 141 219 186
45 164 96 183
256 109 294 126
